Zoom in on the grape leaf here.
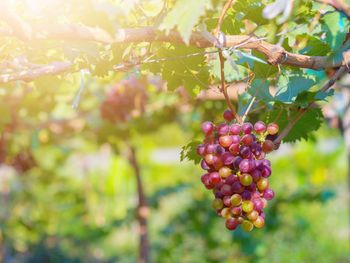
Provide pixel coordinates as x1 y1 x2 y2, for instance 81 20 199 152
275 75 316 103
322 11 350 50
270 107 323 142
159 0 210 44
248 79 274 103
180 141 201 164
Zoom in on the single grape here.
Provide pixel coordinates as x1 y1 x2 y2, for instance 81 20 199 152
263 188 275 200
204 154 215 165
212 198 224 210
245 182 256 192
242 220 254 232
215 190 224 199
196 144 206 156
202 121 214 135
219 135 233 148
247 210 259 221
230 194 242 206
221 184 233 196
230 124 241 135
221 152 235 165
209 172 221 185
233 156 243 170
231 135 241 144
262 140 275 153
250 169 261 182
221 207 231 219
242 200 254 213
212 156 224 170
239 159 255 173
223 109 235 122
239 173 253 186
200 173 210 185
253 216 265 228
252 198 264 212
229 143 240 155
242 122 253 134
257 178 269 192
215 145 226 155
206 144 217 154
241 134 254 146
261 198 268 208
267 123 279 135
241 190 252 200
231 181 245 194
219 166 231 178
226 174 238 184
261 165 272 178
217 123 230 136
239 146 251 159
200 159 211 170
223 196 232 207
254 121 266 133
225 218 239 230
231 206 242 216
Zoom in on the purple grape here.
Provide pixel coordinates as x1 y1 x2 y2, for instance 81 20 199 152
209 172 221 185
230 124 241 135
200 159 211 170
241 190 252 200
206 144 217 154
231 181 244 193
202 121 214 135
254 121 266 133
252 198 264 211
215 191 225 199
229 143 240 155
223 196 232 207
239 159 250 173
196 144 206 156
261 165 272 178
233 156 243 169
226 174 238 184
221 152 235 165
261 159 271 167
239 146 251 158
250 169 261 182
245 182 256 192
231 135 241 144
221 184 233 196
263 188 275 200
223 109 234 122
215 145 226 155
242 122 253 134
241 134 254 146
217 123 230 136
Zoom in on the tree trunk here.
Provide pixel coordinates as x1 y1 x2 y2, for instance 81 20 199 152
127 145 149 263
340 88 350 244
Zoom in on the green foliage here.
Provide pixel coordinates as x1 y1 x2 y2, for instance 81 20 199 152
159 0 211 44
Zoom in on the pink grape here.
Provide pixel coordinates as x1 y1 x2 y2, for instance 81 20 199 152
202 121 214 135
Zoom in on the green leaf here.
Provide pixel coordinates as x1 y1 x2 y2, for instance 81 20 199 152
181 141 201 164
159 0 210 44
270 107 323 142
294 89 334 108
248 79 274 103
144 44 209 95
275 75 316 103
298 34 331 56
322 11 350 50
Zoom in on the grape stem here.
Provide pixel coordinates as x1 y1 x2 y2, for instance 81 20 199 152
215 0 242 123
274 65 348 144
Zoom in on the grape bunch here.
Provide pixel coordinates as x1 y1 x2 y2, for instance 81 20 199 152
196 110 280 232
100 75 147 123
